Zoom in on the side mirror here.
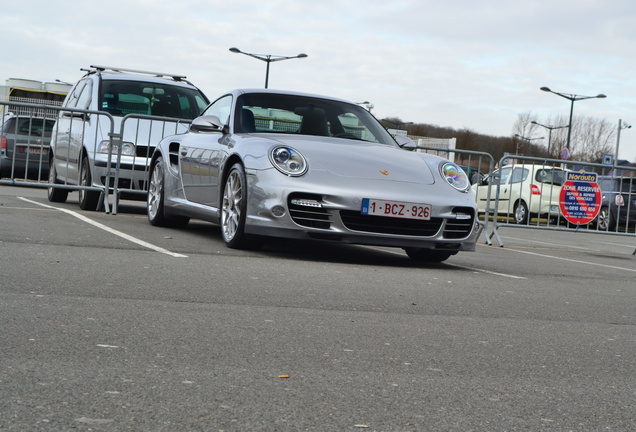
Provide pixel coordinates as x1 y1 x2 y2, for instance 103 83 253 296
62 111 90 121
393 134 417 150
191 115 224 132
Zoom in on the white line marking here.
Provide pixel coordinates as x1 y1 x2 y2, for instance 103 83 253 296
375 245 526 279
446 264 527 279
18 197 188 258
506 247 636 273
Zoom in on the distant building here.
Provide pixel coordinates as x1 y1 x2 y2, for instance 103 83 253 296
1 78 72 118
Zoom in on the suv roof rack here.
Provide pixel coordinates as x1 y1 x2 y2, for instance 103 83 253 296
82 65 188 82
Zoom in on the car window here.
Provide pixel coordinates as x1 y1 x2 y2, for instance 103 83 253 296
17 118 55 136
510 167 528 184
0 118 16 132
65 79 88 108
619 178 636 193
489 167 511 185
75 79 93 110
204 95 233 125
100 80 207 119
233 92 396 145
535 168 565 185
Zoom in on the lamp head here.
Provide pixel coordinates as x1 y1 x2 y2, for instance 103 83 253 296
540 86 551 92
229 47 241 53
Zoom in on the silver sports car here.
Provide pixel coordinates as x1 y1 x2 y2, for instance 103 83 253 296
146 89 480 262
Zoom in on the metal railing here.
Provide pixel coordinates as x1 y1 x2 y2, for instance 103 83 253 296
474 154 636 253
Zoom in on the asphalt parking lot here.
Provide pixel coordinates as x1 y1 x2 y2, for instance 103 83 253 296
1 184 635 431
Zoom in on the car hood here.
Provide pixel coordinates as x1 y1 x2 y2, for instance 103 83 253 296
251 135 437 185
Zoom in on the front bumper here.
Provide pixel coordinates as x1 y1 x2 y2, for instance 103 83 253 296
243 168 480 251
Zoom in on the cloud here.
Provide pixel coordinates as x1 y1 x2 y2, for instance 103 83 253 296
2 0 636 160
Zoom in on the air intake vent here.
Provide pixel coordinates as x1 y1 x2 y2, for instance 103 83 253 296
288 193 332 229
340 211 443 236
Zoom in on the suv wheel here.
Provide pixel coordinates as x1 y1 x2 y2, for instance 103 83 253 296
47 155 68 203
79 154 100 211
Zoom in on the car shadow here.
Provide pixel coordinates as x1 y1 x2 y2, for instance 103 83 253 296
184 221 459 269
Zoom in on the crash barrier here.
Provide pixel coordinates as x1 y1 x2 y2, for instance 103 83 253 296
0 100 117 210
1 101 190 214
107 114 191 214
472 154 636 253
415 145 497 245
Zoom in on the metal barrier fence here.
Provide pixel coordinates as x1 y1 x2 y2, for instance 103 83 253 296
415 145 636 253
475 154 636 253
1 100 190 214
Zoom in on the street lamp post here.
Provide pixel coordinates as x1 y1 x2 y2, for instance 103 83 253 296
514 134 544 155
531 120 568 158
229 47 308 89
540 87 606 151
615 119 632 162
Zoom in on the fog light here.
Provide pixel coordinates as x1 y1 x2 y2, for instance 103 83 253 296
455 212 472 220
291 199 322 208
272 206 286 217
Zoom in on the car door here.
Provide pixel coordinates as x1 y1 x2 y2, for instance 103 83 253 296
53 78 92 183
179 95 232 207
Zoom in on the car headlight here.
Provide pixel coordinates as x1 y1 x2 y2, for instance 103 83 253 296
269 146 307 176
97 140 135 156
440 162 470 191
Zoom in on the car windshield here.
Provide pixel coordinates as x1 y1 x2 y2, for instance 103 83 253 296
234 93 396 145
1 117 55 136
100 80 208 120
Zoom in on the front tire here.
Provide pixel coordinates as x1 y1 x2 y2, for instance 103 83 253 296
221 163 252 249
147 157 189 228
514 200 529 224
78 154 100 211
596 206 614 231
404 248 455 263
47 155 68 203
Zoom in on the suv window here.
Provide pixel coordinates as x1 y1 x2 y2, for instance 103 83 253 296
100 80 208 119
75 80 93 110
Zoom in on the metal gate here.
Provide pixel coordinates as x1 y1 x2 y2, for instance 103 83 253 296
472 154 636 253
1 100 190 214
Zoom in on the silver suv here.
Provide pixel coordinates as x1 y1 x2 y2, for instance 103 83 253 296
47 65 209 210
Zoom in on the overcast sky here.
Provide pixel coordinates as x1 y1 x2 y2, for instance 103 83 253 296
2 0 635 161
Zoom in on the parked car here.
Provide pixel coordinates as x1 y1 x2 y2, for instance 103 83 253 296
47 65 209 210
146 89 480 262
0 114 54 179
595 175 636 230
472 164 567 224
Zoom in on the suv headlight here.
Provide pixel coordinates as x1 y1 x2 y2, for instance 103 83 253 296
97 140 135 156
269 146 307 176
440 162 470 192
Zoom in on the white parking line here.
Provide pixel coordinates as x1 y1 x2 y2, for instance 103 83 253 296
374 245 526 279
18 197 188 258
505 247 636 273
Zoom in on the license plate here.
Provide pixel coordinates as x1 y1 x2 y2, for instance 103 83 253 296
361 198 432 220
29 147 48 155
17 146 48 155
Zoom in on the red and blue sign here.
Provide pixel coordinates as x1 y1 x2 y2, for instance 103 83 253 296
559 171 602 225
